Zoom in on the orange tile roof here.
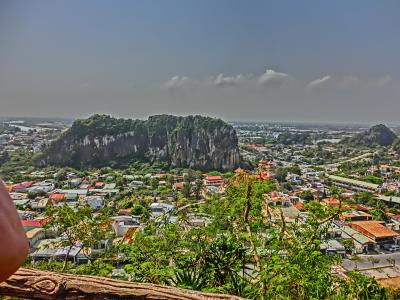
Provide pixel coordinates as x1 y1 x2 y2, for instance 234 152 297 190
49 193 65 200
341 211 371 219
322 197 340 206
294 202 304 210
174 182 184 189
349 221 399 239
118 209 132 216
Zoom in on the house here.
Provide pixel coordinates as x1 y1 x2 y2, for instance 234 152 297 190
103 183 116 190
12 181 33 193
289 195 300 204
173 182 184 190
129 180 145 189
95 182 105 189
150 202 174 220
183 214 211 228
10 192 28 200
271 206 300 223
28 181 55 193
69 177 83 187
287 173 302 184
26 228 46 249
30 198 49 212
17 210 34 220
65 193 78 202
321 239 346 256
341 211 373 222
49 193 65 203
348 221 400 247
111 216 141 237
55 189 88 196
21 219 44 231
265 192 291 207
294 202 304 210
118 209 132 216
84 196 105 210
328 175 379 193
89 239 110 256
204 184 225 195
31 245 88 264
356 204 372 212
204 176 224 187
340 191 355 199
13 199 30 208
340 225 376 254
322 197 341 207
79 183 91 189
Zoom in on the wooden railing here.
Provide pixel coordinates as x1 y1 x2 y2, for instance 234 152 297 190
0 268 243 300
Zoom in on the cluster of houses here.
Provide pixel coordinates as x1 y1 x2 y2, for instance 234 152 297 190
0 123 63 153
264 189 400 256
4 167 227 265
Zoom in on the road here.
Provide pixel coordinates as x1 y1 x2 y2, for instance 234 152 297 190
342 252 400 271
316 151 376 170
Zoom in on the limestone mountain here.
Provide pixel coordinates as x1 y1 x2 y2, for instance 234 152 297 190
37 114 240 171
341 124 397 146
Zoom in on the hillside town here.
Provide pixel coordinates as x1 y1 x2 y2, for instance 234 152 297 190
2 117 400 295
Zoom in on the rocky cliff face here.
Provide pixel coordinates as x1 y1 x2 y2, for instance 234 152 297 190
37 114 240 171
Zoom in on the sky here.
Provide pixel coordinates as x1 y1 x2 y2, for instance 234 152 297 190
0 0 400 123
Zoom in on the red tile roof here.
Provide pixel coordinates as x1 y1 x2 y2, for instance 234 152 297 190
206 176 223 181
21 220 43 228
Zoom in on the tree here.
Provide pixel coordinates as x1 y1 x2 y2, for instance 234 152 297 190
193 174 203 200
354 192 374 205
33 170 394 299
165 174 175 189
274 167 288 183
299 189 314 201
288 164 301 175
386 257 395 268
150 177 159 190
45 204 108 271
368 257 380 268
182 175 191 199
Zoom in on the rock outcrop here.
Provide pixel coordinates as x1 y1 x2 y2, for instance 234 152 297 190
341 124 397 146
37 114 240 171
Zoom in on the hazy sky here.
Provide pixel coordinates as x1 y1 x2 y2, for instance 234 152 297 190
1 0 399 123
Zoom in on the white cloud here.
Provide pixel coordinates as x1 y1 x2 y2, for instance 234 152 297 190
374 75 392 88
306 75 331 88
258 69 289 86
213 73 249 86
164 76 190 89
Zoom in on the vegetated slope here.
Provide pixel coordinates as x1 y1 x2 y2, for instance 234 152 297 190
341 124 397 146
37 114 240 171
392 138 400 154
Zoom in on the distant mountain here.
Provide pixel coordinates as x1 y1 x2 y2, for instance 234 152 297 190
341 124 397 146
36 114 240 171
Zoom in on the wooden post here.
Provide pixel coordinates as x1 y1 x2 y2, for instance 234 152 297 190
0 268 244 300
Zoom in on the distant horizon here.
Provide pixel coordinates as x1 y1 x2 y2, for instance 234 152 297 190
1 1 400 124
1 113 399 128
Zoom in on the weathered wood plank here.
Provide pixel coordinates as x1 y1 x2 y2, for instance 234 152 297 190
0 268 244 300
